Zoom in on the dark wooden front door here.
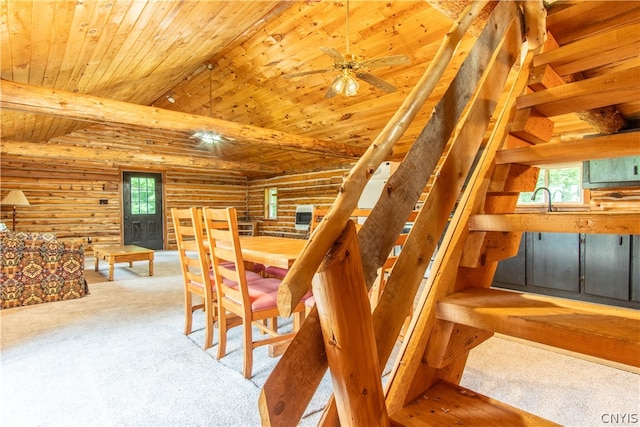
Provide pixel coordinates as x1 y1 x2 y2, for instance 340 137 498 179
123 172 163 250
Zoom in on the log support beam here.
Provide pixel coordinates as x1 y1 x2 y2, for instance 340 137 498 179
0 140 282 174
0 79 364 159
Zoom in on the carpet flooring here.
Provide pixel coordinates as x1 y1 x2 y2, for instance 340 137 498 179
1 250 638 426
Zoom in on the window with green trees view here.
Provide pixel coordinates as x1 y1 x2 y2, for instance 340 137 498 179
518 164 583 205
265 187 278 219
131 177 156 214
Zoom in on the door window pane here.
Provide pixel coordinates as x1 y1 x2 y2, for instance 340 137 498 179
131 177 156 215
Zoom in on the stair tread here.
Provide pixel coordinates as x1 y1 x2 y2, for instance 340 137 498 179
390 380 559 427
468 212 640 235
436 288 640 367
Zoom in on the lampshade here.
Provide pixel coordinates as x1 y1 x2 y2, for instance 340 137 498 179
331 70 360 97
2 190 30 206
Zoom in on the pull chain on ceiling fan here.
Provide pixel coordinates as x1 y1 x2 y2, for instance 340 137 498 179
283 0 410 98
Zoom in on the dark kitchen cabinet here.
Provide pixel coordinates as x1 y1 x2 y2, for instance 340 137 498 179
493 233 638 308
530 232 580 292
584 234 630 301
632 236 640 302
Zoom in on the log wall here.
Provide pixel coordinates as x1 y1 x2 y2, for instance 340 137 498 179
0 156 248 251
0 155 353 248
247 168 352 239
1 158 121 244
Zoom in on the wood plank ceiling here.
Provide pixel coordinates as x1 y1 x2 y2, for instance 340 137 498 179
1 1 639 177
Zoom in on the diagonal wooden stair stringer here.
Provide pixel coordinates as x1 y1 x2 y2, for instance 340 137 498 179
384 36 543 421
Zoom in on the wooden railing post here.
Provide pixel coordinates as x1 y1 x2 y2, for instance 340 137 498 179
312 221 389 426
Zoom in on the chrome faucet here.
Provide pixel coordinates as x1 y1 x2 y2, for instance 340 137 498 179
531 187 554 212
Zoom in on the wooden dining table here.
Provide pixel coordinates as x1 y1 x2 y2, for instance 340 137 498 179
238 236 307 270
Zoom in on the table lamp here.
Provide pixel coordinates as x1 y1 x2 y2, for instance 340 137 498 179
1 190 30 231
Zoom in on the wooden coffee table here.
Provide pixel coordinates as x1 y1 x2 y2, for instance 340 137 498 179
94 245 154 281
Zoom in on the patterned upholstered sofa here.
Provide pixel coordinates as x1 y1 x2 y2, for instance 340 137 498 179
0 231 89 309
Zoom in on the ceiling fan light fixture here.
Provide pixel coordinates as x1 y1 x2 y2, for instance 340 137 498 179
332 70 359 97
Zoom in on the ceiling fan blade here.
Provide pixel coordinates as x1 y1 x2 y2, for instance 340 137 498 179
319 47 346 63
356 72 398 93
361 55 411 68
283 67 334 78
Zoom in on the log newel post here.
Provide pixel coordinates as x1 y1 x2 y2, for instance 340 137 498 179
313 221 389 426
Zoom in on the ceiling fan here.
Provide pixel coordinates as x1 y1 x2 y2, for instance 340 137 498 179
283 0 410 98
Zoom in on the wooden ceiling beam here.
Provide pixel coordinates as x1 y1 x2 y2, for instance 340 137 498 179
0 79 365 159
0 140 282 175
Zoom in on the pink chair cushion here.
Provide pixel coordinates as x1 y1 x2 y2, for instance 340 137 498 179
221 261 265 275
222 278 279 311
251 263 266 273
304 295 315 308
264 266 289 279
223 277 312 311
210 269 262 287
226 278 310 311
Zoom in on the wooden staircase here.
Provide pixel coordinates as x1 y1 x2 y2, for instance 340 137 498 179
259 2 640 426
385 4 640 423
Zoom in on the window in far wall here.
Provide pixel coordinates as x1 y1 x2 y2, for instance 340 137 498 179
518 164 583 205
265 187 278 219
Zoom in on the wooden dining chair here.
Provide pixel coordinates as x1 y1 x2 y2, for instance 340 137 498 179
264 207 329 280
309 206 328 235
202 206 308 378
171 207 220 350
309 206 372 234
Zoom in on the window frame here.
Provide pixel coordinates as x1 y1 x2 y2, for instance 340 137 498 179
517 162 585 207
264 187 278 220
